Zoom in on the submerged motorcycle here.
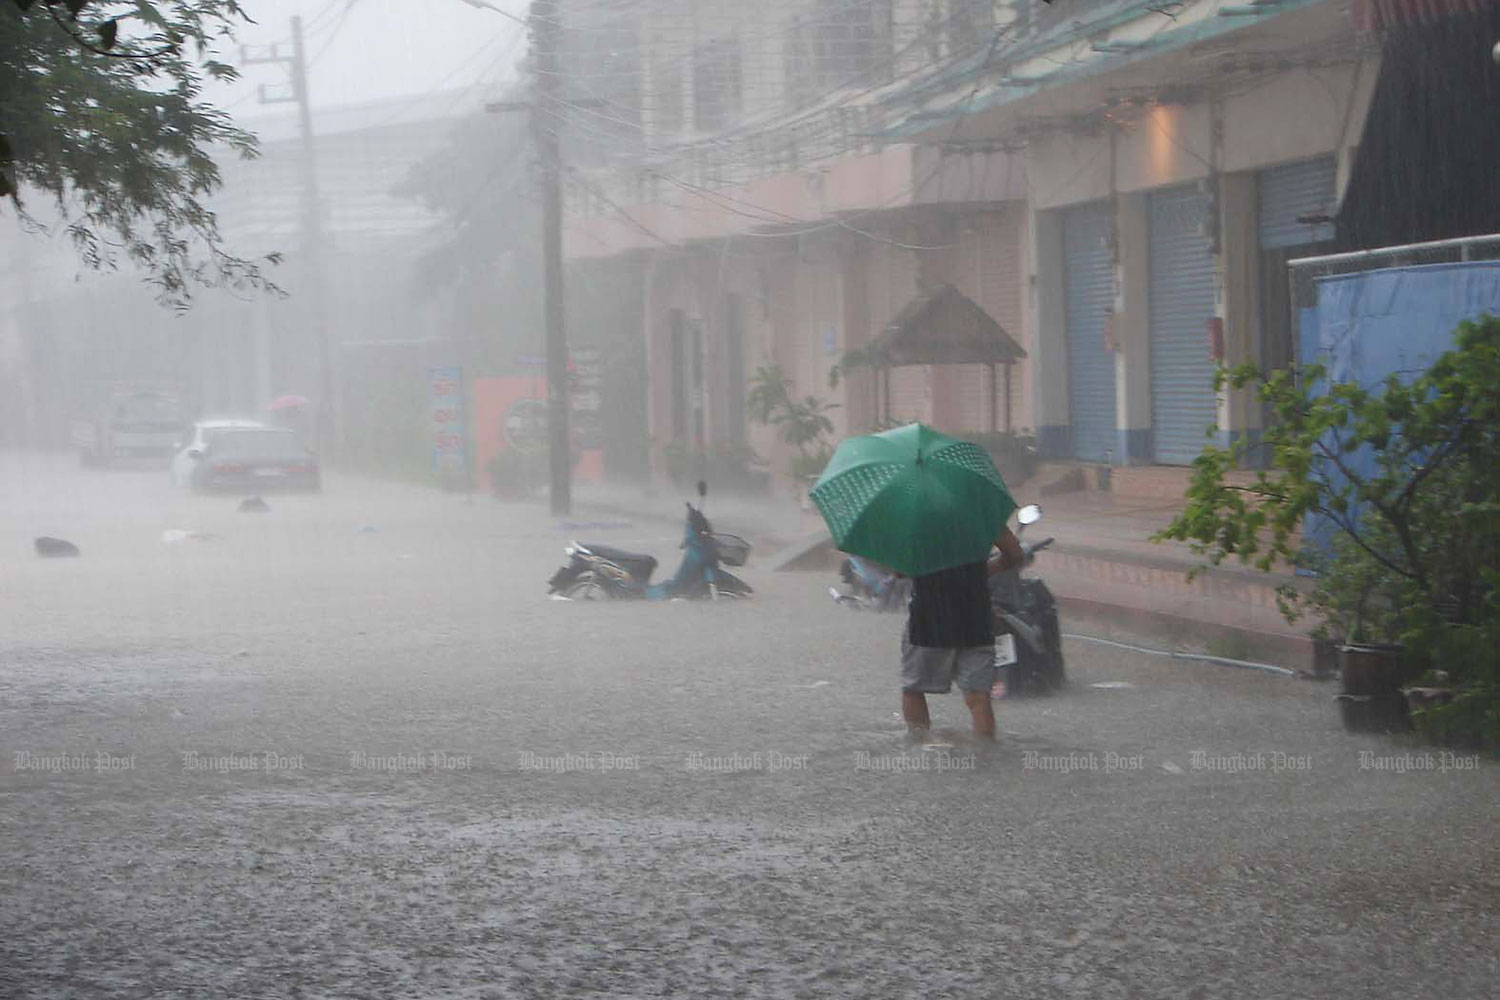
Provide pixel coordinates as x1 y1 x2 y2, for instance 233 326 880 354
991 503 1066 695
828 555 911 612
547 485 753 601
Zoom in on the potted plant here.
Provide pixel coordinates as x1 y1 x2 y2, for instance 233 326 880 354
1156 318 1500 745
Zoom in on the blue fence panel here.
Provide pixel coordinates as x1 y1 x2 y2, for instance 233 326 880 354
1298 260 1500 563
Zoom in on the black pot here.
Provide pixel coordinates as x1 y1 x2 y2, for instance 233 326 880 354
1336 643 1414 733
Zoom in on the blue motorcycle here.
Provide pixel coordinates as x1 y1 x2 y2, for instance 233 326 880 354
547 498 752 601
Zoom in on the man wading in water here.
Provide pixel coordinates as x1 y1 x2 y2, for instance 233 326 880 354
900 526 1025 740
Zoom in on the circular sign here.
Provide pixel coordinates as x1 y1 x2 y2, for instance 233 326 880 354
502 398 549 455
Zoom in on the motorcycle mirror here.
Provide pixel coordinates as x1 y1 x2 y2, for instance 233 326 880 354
1017 504 1042 526
696 479 708 499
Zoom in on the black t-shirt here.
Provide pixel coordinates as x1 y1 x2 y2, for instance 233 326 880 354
906 560 993 648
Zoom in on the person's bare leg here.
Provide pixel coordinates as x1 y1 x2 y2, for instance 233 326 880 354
902 691 930 733
963 689 996 740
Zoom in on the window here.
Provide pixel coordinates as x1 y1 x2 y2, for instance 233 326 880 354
947 0 995 59
726 295 747 446
669 309 687 439
692 35 742 134
785 0 894 102
690 318 705 446
653 57 684 136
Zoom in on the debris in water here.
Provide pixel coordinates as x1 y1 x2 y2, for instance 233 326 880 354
794 680 831 689
34 536 80 558
162 530 220 544
1091 681 1134 690
239 496 270 513
1161 761 1185 775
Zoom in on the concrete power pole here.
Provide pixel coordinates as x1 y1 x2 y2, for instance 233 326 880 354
487 0 590 514
533 0 572 516
245 16 334 453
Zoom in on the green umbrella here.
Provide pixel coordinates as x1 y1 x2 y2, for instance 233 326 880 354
809 423 1016 578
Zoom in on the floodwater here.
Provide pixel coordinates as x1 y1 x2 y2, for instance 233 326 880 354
2 454 1497 998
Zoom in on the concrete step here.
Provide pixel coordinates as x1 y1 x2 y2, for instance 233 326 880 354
1033 545 1316 670
1027 462 1260 503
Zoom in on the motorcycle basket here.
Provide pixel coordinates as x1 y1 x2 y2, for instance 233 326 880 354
711 533 751 567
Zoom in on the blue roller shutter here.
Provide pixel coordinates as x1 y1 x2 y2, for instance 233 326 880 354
1258 156 1336 249
1148 186 1218 465
1063 202 1116 461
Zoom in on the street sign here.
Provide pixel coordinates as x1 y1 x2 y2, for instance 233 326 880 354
428 367 466 475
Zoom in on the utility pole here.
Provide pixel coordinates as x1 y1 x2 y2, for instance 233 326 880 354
244 17 334 455
534 0 571 516
489 0 572 515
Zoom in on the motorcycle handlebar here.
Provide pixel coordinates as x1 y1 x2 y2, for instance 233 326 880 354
1022 537 1055 563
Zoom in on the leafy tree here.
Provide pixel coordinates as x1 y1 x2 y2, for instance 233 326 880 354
747 362 838 480
391 107 535 297
1 0 278 305
1157 317 1500 744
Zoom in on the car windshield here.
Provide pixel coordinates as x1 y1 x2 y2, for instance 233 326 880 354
210 430 304 461
111 393 179 426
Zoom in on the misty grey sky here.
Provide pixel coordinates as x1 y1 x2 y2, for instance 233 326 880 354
206 0 528 121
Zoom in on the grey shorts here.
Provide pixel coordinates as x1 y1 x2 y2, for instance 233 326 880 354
900 638 998 694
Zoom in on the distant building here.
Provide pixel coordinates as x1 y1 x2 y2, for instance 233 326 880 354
0 88 496 449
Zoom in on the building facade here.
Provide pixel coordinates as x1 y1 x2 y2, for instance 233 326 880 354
562 0 1442 486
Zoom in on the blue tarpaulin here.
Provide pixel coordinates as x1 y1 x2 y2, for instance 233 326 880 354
1303 260 1500 378
1297 260 1500 562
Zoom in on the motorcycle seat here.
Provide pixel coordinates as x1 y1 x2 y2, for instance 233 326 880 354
579 543 658 581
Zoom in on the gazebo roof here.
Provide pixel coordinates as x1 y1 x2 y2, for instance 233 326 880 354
869 283 1027 366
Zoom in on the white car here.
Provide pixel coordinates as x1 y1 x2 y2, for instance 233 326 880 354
169 419 272 488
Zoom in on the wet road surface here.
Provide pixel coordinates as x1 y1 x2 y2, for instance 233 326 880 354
2 455 1497 998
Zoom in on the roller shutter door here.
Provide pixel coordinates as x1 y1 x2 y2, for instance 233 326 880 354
1148 186 1218 465
1062 202 1116 461
1258 156 1336 250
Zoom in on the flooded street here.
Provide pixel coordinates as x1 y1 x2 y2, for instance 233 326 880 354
1 455 1495 998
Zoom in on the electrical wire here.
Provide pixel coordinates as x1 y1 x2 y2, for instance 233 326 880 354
307 0 363 69
561 23 1021 252
533 0 1028 172
1060 633 1299 677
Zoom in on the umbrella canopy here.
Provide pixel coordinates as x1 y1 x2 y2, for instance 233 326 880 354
809 423 1016 578
268 394 311 411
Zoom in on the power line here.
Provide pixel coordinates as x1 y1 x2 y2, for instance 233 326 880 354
307 0 363 68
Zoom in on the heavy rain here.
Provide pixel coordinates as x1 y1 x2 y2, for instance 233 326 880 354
2 1 1498 997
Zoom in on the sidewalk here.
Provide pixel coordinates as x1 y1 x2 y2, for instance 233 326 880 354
571 478 1318 671
1008 490 1315 666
